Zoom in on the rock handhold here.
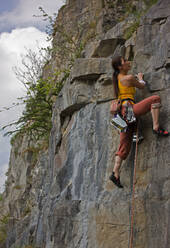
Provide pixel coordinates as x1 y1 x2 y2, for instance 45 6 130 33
70 58 112 83
91 38 125 58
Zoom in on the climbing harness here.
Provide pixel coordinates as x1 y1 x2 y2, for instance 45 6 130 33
123 102 136 124
128 124 139 248
121 98 136 124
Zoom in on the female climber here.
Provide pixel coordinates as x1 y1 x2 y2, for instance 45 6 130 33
109 55 169 188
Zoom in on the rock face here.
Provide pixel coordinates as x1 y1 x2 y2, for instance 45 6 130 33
1 0 170 247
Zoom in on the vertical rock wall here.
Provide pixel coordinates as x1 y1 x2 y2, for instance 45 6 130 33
1 0 170 247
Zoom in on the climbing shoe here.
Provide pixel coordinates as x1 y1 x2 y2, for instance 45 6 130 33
153 127 169 137
109 172 123 188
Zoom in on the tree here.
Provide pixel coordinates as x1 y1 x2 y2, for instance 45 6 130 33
1 46 68 140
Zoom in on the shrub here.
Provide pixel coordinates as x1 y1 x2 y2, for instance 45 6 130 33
123 0 159 39
0 194 3 201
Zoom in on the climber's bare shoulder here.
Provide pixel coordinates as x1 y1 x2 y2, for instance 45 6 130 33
119 74 144 89
118 74 134 87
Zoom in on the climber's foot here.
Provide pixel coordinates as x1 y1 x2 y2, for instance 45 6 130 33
109 172 123 188
153 127 169 137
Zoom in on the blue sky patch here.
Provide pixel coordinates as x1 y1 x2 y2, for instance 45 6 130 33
0 0 19 14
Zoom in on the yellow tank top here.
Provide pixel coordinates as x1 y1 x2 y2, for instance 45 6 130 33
118 79 136 104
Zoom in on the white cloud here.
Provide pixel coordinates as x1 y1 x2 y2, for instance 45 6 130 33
0 27 49 192
0 27 48 119
0 0 65 32
0 0 65 194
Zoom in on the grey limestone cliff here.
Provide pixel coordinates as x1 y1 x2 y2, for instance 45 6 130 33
1 0 170 247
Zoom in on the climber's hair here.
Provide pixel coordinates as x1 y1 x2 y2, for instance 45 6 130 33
111 55 123 98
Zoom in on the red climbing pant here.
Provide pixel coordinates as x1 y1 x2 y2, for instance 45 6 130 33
115 95 161 160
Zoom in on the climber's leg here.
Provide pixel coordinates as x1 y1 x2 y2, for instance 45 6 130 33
151 107 159 131
133 95 161 117
113 155 122 179
114 124 134 178
133 95 168 136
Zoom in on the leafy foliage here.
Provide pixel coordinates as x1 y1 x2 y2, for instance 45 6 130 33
1 5 88 141
34 6 58 40
0 213 10 244
0 228 7 245
123 0 159 39
2 68 69 140
143 0 158 9
124 20 140 40
37 6 94 67
0 214 10 225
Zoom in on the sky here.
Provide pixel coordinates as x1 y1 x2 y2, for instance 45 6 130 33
0 0 65 192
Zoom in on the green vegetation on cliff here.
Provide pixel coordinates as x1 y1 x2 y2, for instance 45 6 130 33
123 0 159 39
0 213 10 245
2 65 68 141
2 7 85 142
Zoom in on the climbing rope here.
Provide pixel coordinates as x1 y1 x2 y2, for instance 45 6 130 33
128 124 139 248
